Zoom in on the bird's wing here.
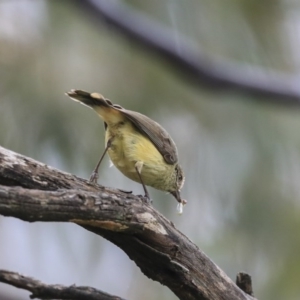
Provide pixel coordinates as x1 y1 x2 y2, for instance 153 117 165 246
115 107 178 165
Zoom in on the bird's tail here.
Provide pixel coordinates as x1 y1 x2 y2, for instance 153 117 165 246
66 89 110 108
66 89 124 124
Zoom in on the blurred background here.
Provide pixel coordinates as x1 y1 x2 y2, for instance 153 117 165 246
1 0 300 299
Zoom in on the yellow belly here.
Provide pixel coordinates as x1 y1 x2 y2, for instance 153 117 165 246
105 122 171 190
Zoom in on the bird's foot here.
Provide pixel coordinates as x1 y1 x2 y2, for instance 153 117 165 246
138 194 153 204
89 171 99 184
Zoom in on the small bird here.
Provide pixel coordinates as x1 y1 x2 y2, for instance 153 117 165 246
66 90 186 212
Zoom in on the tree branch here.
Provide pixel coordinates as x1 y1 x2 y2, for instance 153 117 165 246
0 270 126 300
72 0 300 106
0 146 256 300
236 272 254 297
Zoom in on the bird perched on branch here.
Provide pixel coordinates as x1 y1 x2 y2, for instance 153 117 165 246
66 90 186 213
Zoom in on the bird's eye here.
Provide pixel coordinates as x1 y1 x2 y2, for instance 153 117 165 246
178 174 183 181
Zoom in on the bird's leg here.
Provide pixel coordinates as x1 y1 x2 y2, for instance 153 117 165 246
89 137 114 183
135 161 150 199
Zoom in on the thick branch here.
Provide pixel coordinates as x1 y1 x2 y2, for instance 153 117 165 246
0 146 255 300
72 0 300 105
0 270 126 300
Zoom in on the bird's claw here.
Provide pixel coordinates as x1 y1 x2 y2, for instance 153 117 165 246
138 194 153 204
89 172 99 184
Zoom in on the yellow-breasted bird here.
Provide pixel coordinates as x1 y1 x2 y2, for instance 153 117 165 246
66 90 186 212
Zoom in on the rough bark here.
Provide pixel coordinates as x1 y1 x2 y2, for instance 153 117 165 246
0 146 256 300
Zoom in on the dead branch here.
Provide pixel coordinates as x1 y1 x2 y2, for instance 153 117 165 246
236 272 254 297
0 270 126 300
0 146 256 300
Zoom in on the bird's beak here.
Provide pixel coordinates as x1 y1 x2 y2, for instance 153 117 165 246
170 190 182 203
